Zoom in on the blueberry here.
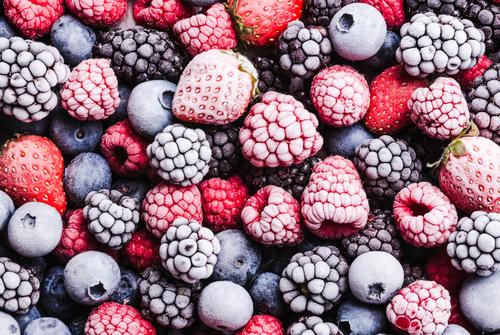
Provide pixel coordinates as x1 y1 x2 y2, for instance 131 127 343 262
0 190 14 231
64 153 112 207
0 311 21 335
50 15 96 67
14 307 41 333
110 266 139 305
67 316 87 335
49 110 103 157
362 31 401 69
0 113 50 136
337 298 388 335
24 318 71 335
104 84 131 127
443 325 471 335
212 229 262 286
40 266 81 320
182 0 219 7
249 272 286 318
0 17 17 38
111 178 150 203
327 122 375 158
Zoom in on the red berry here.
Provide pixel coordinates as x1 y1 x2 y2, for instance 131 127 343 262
454 55 493 89
122 229 160 272
236 315 284 335
133 0 191 30
425 249 467 295
359 0 405 28
4 0 63 38
65 0 127 27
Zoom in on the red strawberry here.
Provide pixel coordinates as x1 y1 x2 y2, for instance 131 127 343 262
227 0 304 46
438 135 500 214
0 135 66 214
364 65 427 134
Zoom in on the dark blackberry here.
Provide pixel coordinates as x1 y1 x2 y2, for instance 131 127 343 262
402 262 427 286
92 27 188 85
304 0 358 27
466 0 500 53
405 0 469 18
241 156 321 199
252 56 290 97
205 124 242 179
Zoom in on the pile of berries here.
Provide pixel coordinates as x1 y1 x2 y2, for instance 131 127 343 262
1 0 500 334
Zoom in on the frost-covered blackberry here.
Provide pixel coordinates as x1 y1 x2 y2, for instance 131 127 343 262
147 124 211 186
0 37 69 122
287 316 343 335
0 257 40 314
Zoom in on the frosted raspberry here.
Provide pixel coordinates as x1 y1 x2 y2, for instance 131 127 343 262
60 58 120 121
4 0 63 39
239 91 323 168
65 0 127 27
360 0 405 28
386 280 451 335
122 229 160 272
454 55 493 89
236 315 284 335
301 156 370 239
134 0 191 30
425 249 467 294
173 4 238 57
310 65 370 128
141 182 203 238
199 176 249 233
241 185 303 246
393 182 458 248
100 120 149 178
408 77 470 140
85 302 155 335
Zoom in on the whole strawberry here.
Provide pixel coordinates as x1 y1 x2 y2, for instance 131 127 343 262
0 135 66 214
228 0 304 46
438 135 500 214
173 50 258 125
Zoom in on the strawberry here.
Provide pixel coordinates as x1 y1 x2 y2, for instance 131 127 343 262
172 49 258 125
228 0 304 46
438 135 500 214
364 65 427 134
0 135 66 213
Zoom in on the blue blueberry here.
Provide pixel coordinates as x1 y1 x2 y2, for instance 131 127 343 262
0 17 17 38
50 15 96 67
0 113 49 136
0 189 14 231
443 325 470 335
49 110 103 156
64 153 112 207
40 266 81 320
14 307 41 333
362 31 401 69
67 316 87 335
182 0 219 7
111 178 150 203
327 122 375 158
25 318 71 335
110 266 139 305
104 85 131 127
249 272 286 318
336 298 388 335
212 229 262 286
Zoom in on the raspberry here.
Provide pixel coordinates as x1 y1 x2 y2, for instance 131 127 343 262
239 91 323 167
100 120 149 178
425 249 467 294
386 280 452 335
85 302 155 335
141 182 203 238
301 156 370 239
4 0 63 39
454 55 493 89
199 176 249 233
133 0 191 30
360 0 406 28
173 4 238 57
60 58 120 121
65 0 127 26
393 182 458 248
310 65 370 128
241 185 303 246
408 77 470 140
122 229 160 272
236 315 284 335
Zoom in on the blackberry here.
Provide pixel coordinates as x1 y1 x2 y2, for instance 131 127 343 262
288 316 343 335
241 156 321 199
405 0 469 18
252 56 289 97
92 27 188 85
402 262 426 286
0 257 40 314
205 124 242 179
340 209 404 261
468 63 500 145
304 0 358 27
466 0 500 53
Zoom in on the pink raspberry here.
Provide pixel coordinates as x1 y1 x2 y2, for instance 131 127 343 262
60 59 120 121
393 182 458 248
386 280 451 335
133 0 191 30
4 0 63 39
65 0 127 27
239 91 323 167
310 65 370 127
100 120 149 178
236 315 284 335
301 156 369 239
173 4 238 57
408 77 470 140
199 176 249 233
122 229 161 272
241 185 303 246
141 182 203 238
425 249 467 295
359 0 406 28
